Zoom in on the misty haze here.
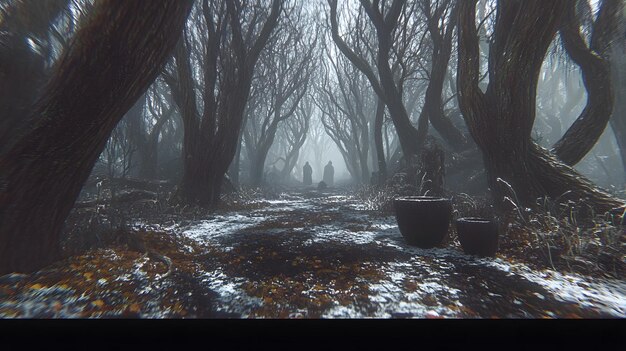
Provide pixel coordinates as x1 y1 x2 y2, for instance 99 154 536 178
0 0 625 326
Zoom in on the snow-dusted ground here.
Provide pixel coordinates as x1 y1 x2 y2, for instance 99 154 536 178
167 189 626 318
1 189 624 318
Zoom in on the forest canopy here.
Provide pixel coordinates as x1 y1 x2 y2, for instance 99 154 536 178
0 0 624 278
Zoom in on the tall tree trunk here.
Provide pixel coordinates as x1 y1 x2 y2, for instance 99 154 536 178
329 0 426 160
179 140 224 206
356 120 370 184
609 11 626 185
126 93 151 178
421 1 468 152
172 0 280 207
139 139 159 180
373 97 387 184
134 91 173 180
457 0 622 214
0 0 192 275
376 28 426 159
281 149 301 181
228 134 243 187
551 0 620 166
249 150 268 187
249 115 282 186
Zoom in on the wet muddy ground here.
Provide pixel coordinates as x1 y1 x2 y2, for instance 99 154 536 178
0 188 624 318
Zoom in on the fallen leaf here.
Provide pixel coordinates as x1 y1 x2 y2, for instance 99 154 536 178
52 302 62 312
425 310 442 319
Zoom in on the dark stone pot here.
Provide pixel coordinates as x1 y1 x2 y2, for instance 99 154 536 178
455 217 498 257
394 196 452 248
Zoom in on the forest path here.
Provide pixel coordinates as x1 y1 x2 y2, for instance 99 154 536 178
159 187 625 318
1 187 624 318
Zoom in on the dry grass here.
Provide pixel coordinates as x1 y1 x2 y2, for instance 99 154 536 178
356 179 625 278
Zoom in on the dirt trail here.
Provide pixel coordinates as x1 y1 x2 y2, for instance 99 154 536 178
1 187 624 318
160 188 625 318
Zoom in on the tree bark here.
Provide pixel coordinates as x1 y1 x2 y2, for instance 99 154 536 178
420 0 468 152
329 0 426 159
170 0 281 207
0 0 69 155
0 0 192 275
228 132 243 187
457 0 623 214
551 0 620 166
373 97 387 184
608 8 626 184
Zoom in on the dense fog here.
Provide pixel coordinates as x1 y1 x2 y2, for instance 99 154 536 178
0 0 624 320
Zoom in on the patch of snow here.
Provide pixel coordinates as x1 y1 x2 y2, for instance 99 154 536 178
369 220 398 231
0 285 90 318
179 214 268 244
257 201 315 213
197 269 261 317
484 259 626 317
302 224 378 246
115 274 132 282
322 261 463 318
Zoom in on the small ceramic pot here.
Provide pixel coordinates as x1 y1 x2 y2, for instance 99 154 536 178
394 196 452 248
455 217 499 257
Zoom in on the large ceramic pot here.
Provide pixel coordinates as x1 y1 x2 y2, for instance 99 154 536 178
393 196 452 248
455 217 498 257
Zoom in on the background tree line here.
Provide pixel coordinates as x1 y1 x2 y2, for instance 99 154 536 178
0 0 624 274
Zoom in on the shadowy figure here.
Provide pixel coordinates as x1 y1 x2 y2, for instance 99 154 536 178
318 181 327 190
303 162 312 186
323 161 334 187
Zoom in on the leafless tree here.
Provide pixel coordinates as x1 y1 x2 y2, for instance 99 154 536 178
609 6 626 183
551 0 622 166
328 0 426 160
243 3 318 186
102 117 137 179
269 95 314 182
300 113 332 182
315 46 375 184
165 0 281 206
0 0 193 274
127 79 176 180
415 0 468 152
456 0 623 213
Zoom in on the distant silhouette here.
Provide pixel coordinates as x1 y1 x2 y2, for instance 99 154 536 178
303 162 312 186
323 161 334 186
318 181 327 190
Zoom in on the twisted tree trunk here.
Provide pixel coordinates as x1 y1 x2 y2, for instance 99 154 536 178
457 0 623 214
551 0 621 166
608 9 626 184
169 0 281 207
0 0 193 275
373 97 387 184
420 0 468 152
